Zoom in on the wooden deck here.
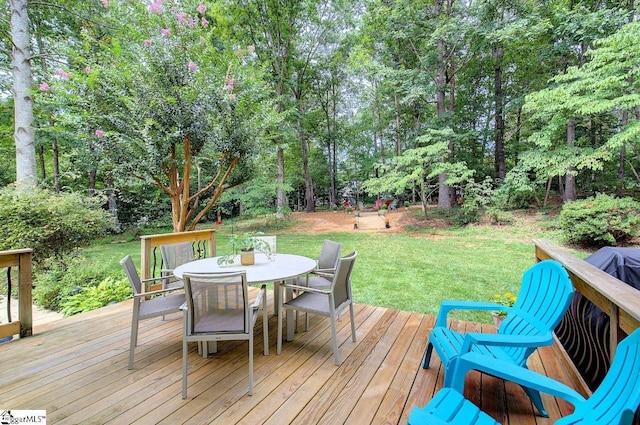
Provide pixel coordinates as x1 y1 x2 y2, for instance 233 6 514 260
0 291 585 424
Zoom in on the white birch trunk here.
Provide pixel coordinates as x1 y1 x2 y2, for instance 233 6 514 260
10 0 37 188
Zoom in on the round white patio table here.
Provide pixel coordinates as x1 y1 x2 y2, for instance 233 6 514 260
174 253 317 342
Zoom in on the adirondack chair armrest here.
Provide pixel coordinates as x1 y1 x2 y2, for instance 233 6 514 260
435 301 505 327
459 332 553 354
408 406 451 425
450 352 587 406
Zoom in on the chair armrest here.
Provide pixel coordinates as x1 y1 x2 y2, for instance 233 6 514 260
459 331 553 354
251 285 267 310
280 282 329 295
135 287 183 298
435 300 507 327
450 352 587 406
408 407 450 425
312 268 335 278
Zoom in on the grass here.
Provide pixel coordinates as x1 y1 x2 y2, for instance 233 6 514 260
81 211 584 324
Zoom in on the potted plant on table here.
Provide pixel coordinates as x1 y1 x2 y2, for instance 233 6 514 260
229 232 272 265
491 291 517 328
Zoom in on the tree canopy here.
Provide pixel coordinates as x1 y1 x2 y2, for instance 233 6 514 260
2 0 639 228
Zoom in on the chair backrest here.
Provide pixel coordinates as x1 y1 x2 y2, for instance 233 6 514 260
331 252 357 308
317 240 342 270
160 242 196 271
182 272 250 336
500 260 574 365
563 328 640 424
120 255 143 295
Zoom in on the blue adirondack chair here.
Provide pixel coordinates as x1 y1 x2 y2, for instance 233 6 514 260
422 260 574 417
409 327 640 425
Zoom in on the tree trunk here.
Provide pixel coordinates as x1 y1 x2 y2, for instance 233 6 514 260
564 119 577 202
276 147 286 219
494 45 506 180
106 172 119 228
10 0 37 189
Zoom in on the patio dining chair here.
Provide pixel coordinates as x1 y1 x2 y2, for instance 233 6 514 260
120 255 185 370
422 260 574 417
181 271 268 398
277 251 357 366
409 327 640 425
160 242 196 290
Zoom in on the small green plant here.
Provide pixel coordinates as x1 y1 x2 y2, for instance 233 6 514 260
229 232 271 253
492 291 517 318
60 276 131 316
404 201 410 208
560 193 640 246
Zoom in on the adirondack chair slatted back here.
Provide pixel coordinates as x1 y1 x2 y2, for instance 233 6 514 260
499 260 574 365
562 328 640 424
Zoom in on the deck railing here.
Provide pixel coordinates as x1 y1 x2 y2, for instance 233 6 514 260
0 248 33 339
140 229 216 290
534 238 640 393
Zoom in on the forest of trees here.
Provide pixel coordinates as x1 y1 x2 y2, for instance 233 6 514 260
2 0 639 232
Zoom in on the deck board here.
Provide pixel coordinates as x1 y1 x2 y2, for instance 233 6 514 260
0 291 578 424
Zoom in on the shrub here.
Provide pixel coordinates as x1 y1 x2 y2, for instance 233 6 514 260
0 186 117 264
33 254 122 311
486 208 514 225
459 177 494 224
60 276 131 316
560 193 640 246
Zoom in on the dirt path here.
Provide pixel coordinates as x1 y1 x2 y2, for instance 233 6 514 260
288 208 419 233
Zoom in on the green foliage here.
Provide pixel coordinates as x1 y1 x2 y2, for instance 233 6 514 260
33 254 122 311
486 208 515 225
459 177 494 224
0 186 116 263
60 276 131 316
560 194 640 247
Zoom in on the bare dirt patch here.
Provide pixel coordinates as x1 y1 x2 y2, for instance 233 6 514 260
288 207 423 234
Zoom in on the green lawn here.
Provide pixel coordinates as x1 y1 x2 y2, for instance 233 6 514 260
82 212 582 324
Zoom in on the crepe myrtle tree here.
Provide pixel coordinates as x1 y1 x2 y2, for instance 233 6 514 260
42 0 276 232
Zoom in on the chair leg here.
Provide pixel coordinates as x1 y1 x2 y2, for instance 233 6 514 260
349 304 356 342
277 302 283 355
262 288 269 356
523 385 549 417
182 336 188 399
128 317 139 370
248 336 254 396
331 315 340 366
422 341 433 369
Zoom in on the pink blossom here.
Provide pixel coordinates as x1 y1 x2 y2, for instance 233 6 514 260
85 65 92 74
100 0 108 6
188 17 196 27
176 12 187 23
229 93 236 101
247 45 255 54
161 28 171 36
197 3 206 13
188 61 197 72
55 69 70 80
144 39 151 47
39 82 50 92
150 0 163 13
226 78 236 91
95 129 105 139
201 17 209 27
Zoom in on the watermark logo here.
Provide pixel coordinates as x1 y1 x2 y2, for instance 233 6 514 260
0 410 46 424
